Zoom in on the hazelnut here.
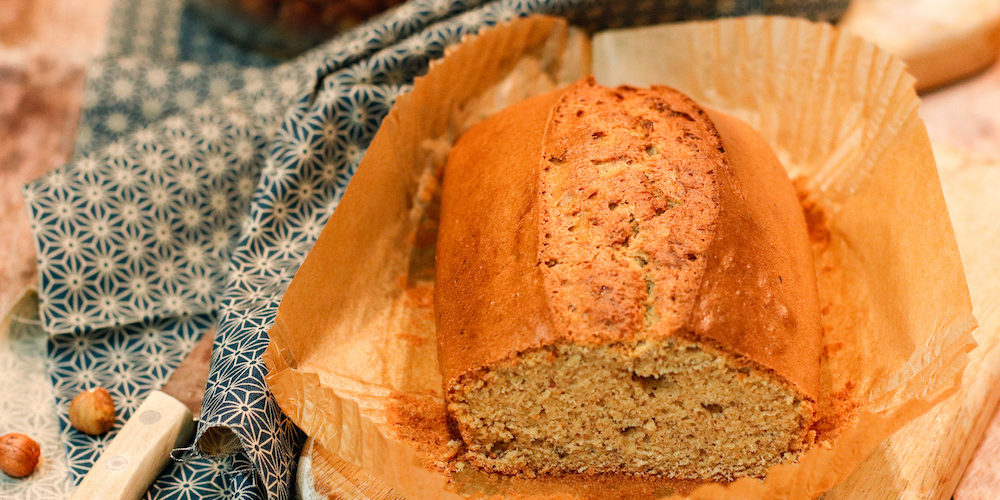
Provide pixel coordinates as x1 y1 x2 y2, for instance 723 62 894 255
0 433 41 478
69 387 116 435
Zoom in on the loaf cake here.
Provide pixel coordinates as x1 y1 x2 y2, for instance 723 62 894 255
434 78 822 481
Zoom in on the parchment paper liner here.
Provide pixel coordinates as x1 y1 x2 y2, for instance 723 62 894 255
264 16 977 499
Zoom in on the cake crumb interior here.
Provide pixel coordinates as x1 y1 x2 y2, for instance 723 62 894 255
448 337 811 480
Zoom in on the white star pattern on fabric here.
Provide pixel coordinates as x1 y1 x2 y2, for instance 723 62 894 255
0 293 75 499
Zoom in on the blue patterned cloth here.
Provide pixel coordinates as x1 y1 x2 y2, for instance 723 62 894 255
24 0 848 498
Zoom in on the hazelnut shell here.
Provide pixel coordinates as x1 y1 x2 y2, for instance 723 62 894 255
0 433 41 478
69 387 116 435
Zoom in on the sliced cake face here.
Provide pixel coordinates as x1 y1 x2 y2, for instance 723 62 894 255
448 337 812 480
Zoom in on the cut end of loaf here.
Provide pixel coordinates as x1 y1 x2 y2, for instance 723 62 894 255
448 337 813 480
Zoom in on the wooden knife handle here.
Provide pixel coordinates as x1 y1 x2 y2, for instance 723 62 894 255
71 390 195 500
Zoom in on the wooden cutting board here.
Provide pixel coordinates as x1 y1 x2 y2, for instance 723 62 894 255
823 145 1000 499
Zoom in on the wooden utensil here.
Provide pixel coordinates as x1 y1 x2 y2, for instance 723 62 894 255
70 328 215 500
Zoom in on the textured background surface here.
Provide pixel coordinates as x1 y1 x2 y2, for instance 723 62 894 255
1 1 111 497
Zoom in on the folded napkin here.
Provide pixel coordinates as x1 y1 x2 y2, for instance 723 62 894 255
23 0 848 498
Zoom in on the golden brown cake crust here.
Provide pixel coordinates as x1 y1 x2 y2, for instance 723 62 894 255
537 80 720 348
694 106 823 400
435 90 563 387
435 78 821 401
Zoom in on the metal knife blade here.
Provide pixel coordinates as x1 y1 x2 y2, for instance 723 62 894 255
160 328 214 415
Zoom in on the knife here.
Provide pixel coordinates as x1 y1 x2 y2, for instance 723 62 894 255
71 327 215 500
